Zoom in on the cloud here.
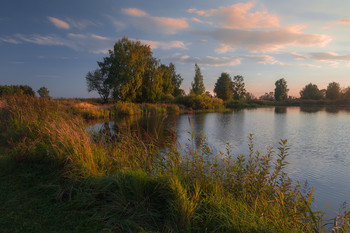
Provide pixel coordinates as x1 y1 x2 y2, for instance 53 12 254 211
192 17 202 23
0 37 21 44
123 8 148 17
285 51 308 60
136 39 187 50
299 64 321 68
309 52 350 61
188 2 279 29
244 55 284 65
173 54 242 66
66 18 96 29
2 33 113 54
209 26 331 53
122 8 188 34
335 19 350 25
47 16 70 29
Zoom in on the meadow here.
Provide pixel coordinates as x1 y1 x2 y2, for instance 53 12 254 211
0 95 349 232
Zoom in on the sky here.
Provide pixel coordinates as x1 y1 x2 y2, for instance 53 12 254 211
1 0 350 98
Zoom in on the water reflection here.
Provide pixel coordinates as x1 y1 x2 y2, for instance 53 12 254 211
274 106 287 114
90 106 350 214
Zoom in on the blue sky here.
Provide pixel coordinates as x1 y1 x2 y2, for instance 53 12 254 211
1 0 350 98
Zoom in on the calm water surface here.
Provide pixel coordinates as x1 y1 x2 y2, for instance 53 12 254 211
92 106 350 214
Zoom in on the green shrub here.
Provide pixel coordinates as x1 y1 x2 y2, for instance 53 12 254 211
174 94 223 110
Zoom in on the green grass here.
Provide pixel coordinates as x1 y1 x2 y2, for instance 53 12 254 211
0 156 105 232
1 95 349 232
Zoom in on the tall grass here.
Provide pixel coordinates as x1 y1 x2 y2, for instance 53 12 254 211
1 94 349 232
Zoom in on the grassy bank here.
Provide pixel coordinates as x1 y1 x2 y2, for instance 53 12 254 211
0 95 348 232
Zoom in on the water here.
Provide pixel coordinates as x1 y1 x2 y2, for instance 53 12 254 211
90 106 350 214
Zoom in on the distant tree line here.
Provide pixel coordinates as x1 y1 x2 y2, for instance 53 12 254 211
0 85 35 97
85 37 350 106
0 85 50 98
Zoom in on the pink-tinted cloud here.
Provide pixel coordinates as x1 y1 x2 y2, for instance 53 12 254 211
122 8 188 34
188 2 279 29
47 16 70 29
192 17 201 23
335 19 350 24
310 52 350 61
173 54 242 66
245 55 284 65
136 39 187 50
299 64 321 68
210 26 331 53
123 8 148 17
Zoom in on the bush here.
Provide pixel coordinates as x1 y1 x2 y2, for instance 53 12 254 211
174 94 223 110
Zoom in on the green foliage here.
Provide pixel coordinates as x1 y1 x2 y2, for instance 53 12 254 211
326 82 341 100
98 37 153 102
0 85 35 97
274 78 289 101
85 69 111 103
259 92 274 101
190 64 205 95
37 86 50 98
95 37 183 103
214 72 233 101
174 94 223 110
300 83 324 100
232 75 246 100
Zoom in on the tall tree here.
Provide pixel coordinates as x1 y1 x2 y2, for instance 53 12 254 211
274 78 289 101
138 57 163 103
190 64 205 95
98 37 153 102
37 86 50 98
300 83 323 100
326 82 341 100
213 72 233 101
232 75 246 100
169 63 184 97
86 69 111 103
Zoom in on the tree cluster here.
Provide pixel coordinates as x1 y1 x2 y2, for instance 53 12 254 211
0 85 35 97
213 73 247 101
86 37 183 103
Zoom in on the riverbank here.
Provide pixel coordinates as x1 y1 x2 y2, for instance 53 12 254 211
0 95 348 232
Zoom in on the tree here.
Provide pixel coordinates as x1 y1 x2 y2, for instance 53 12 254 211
300 83 323 100
86 69 111 103
169 63 184 97
274 78 289 101
259 92 274 100
98 37 153 102
326 82 341 100
190 64 205 95
37 86 50 98
232 75 246 100
213 72 233 101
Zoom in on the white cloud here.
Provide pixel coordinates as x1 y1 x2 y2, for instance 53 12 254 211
0 37 21 44
66 18 96 29
47 16 70 29
122 8 188 34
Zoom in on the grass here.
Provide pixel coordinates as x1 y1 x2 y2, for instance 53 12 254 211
0 94 349 232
